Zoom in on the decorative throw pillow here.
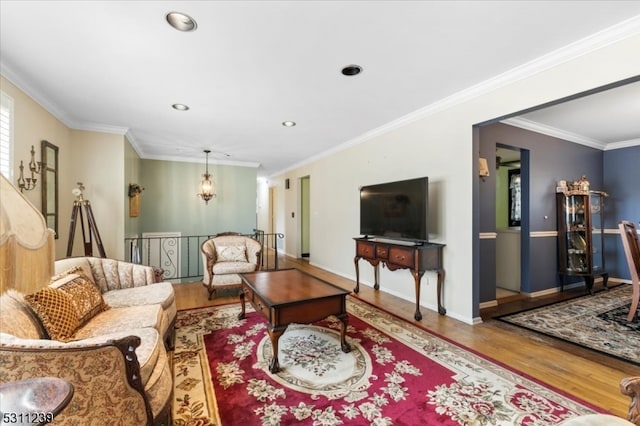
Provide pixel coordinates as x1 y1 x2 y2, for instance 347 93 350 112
25 287 79 341
215 245 247 262
49 265 84 282
50 273 109 327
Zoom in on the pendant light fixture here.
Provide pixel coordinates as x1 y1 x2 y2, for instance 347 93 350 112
198 150 215 204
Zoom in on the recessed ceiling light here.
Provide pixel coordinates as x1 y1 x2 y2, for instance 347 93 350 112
172 103 190 111
166 12 197 32
341 64 363 76
282 121 296 127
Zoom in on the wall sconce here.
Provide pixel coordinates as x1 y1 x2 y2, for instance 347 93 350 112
197 149 216 204
479 157 490 178
17 145 42 192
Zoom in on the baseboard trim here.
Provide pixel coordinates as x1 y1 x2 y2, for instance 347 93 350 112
479 300 498 309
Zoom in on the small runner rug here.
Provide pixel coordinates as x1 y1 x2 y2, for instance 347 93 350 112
172 297 602 425
498 283 639 365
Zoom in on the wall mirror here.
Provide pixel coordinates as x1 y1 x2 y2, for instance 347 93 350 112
40 140 59 238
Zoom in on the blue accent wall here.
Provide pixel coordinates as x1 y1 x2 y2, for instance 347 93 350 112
604 145 640 280
478 123 617 302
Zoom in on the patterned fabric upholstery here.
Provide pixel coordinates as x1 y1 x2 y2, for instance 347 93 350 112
212 261 258 274
201 234 262 289
102 282 175 311
0 256 175 425
54 256 177 347
54 256 156 293
0 290 47 339
50 272 109 327
215 244 248 262
24 287 80 341
0 339 149 425
73 304 165 342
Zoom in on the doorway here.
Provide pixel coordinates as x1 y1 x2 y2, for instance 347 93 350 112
495 146 522 299
300 176 310 258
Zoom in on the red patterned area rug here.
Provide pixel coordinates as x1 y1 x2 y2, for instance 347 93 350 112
172 297 602 425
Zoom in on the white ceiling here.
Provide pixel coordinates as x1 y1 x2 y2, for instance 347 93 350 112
1 1 639 177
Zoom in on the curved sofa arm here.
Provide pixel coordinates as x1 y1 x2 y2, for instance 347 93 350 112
245 238 263 270
621 376 640 426
0 335 153 425
201 240 217 285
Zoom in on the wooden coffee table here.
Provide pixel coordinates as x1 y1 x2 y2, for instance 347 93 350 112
239 269 351 373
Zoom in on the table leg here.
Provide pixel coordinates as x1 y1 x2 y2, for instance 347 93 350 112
437 269 446 315
336 313 351 353
268 327 285 373
585 276 595 295
238 290 246 320
412 270 423 321
373 262 380 290
353 256 360 293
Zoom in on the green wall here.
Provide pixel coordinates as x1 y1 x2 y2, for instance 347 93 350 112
496 166 509 228
139 159 257 236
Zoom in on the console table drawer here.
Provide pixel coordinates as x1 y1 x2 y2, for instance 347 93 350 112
388 247 415 268
251 293 271 319
375 245 388 259
356 241 375 259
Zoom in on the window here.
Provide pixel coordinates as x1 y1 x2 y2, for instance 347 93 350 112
0 91 14 180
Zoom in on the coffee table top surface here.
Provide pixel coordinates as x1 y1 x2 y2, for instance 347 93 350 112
240 269 350 306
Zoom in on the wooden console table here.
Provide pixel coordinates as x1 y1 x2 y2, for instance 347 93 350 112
353 237 445 321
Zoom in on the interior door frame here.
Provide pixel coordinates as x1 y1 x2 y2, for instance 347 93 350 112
300 175 310 258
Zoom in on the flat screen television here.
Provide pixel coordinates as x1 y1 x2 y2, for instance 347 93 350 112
359 177 428 242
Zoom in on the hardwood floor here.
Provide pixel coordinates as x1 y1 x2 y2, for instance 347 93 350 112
172 257 639 419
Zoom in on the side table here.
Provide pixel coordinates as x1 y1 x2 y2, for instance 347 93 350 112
0 377 74 425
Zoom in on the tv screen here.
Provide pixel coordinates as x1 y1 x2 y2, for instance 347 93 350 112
359 177 428 242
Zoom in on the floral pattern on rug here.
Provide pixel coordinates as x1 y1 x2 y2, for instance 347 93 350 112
498 284 639 365
173 297 600 425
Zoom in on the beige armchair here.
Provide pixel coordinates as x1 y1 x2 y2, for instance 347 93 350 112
201 232 262 299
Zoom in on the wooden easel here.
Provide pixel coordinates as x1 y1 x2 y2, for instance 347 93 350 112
66 198 106 258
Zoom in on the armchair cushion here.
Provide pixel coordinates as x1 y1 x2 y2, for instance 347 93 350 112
215 244 248 262
212 261 258 275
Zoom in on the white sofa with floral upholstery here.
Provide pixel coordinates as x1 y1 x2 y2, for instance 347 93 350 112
0 257 175 426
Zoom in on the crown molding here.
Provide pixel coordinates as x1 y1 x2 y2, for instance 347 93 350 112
604 138 640 150
141 153 260 168
501 117 607 149
2 63 130 136
71 121 128 135
1 62 75 128
271 15 640 177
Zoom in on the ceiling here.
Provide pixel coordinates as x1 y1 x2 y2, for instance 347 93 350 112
1 1 639 177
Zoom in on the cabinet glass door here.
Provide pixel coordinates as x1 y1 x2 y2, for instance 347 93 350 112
589 192 604 272
564 195 588 273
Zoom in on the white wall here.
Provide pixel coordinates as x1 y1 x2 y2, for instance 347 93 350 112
271 33 640 324
68 129 126 259
256 177 270 233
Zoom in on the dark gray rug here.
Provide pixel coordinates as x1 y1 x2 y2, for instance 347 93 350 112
498 284 639 365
